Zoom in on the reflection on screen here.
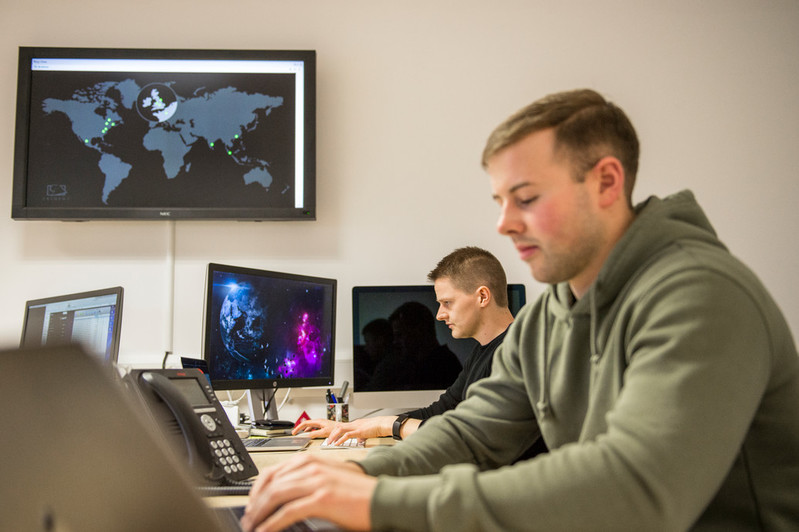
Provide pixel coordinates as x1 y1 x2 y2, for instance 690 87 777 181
352 285 525 393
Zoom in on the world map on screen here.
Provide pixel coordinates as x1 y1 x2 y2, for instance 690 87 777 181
40 80 285 204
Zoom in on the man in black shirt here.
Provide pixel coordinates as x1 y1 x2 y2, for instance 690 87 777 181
294 246 533 444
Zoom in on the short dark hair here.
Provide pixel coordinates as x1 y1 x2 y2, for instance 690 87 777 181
427 246 509 308
481 89 640 205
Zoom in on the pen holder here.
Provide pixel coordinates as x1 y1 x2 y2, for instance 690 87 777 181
326 402 349 423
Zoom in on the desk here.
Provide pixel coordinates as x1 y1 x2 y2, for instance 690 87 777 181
206 437 394 509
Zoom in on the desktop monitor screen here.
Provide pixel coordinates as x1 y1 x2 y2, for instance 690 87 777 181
202 263 336 392
20 286 124 363
12 46 316 221
351 284 526 407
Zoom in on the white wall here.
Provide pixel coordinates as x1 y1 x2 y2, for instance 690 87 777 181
2 1 798 381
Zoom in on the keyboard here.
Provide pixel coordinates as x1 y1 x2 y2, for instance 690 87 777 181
243 438 276 448
320 438 365 449
214 506 342 531
197 483 252 496
241 437 310 451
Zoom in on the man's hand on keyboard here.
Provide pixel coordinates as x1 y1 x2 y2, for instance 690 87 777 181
241 453 375 532
291 418 337 439
294 416 395 446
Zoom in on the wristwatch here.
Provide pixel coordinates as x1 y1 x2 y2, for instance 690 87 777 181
392 414 411 440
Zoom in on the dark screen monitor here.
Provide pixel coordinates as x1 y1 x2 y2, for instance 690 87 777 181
20 286 124 363
351 284 526 411
202 263 336 422
12 46 316 221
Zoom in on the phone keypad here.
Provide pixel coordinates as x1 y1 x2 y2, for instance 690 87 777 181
210 438 245 474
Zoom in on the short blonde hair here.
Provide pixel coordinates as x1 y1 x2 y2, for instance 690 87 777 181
428 246 509 308
482 89 640 205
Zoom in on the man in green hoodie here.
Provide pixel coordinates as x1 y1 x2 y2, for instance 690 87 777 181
242 89 799 532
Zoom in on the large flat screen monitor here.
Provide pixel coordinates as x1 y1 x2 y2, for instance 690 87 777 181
20 286 124 363
202 263 336 422
12 46 316 221
351 284 526 412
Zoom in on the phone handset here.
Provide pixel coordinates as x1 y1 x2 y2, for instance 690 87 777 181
129 368 258 486
139 371 217 479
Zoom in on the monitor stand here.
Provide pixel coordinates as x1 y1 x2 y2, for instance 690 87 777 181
246 388 294 429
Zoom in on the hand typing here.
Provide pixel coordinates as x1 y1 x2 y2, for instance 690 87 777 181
293 416 395 445
240 453 376 532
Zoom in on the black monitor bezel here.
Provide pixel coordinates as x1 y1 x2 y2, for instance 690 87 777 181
20 285 125 363
12 46 316 221
202 263 336 391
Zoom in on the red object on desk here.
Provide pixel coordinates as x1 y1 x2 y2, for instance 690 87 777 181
295 410 311 426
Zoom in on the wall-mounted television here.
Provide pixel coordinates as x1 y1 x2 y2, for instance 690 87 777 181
12 47 316 221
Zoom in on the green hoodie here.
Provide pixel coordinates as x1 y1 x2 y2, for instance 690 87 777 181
360 190 799 531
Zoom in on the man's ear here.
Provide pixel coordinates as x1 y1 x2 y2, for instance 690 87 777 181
476 286 491 307
593 156 625 208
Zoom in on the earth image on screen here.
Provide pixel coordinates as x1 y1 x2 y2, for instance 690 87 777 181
218 283 266 363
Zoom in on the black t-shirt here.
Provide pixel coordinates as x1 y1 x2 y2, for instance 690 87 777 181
404 329 509 420
404 326 549 460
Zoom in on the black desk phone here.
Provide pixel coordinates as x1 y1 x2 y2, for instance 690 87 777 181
125 368 258 486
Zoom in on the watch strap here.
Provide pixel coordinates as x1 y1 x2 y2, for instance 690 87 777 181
392 414 411 440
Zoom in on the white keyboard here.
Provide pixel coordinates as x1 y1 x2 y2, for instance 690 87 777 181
320 438 365 449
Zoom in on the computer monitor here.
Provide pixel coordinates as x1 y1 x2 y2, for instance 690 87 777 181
12 46 316 221
202 263 336 423
351 284 526 412
20 286 124 363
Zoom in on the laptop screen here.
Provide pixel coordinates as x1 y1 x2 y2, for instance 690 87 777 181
20 286 124 363
0 345 236 532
